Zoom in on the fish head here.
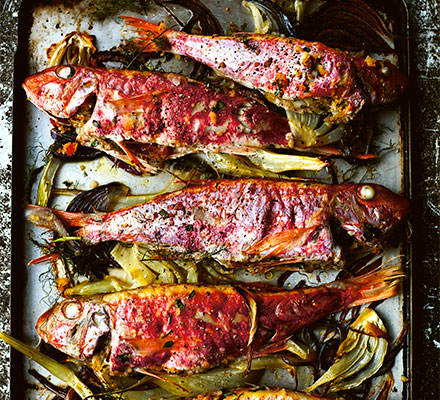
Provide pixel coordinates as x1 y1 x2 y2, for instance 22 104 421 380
36 298 110 360
23 65 98 119
355 58 407 106
333 183 409 247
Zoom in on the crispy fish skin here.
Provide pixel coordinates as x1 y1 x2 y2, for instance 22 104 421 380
36 263 402 375
23 66 293 168
185 388 343 400
31 179 409 268
124 17 407 124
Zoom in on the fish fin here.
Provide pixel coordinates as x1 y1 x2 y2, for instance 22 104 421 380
26 204 95 229
122 16 169 52
27 253 59 266
343 258 404 307
115 141 158 174
108 90 168 111
244 227 317 258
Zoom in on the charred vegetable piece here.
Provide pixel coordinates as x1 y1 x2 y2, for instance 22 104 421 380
36 156 62 207
301 0 395 53
47 32 97 67
243 0 296 36
306 307 388 392
184 387 343 400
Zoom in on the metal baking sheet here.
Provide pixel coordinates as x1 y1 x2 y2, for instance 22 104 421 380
10 0 411 398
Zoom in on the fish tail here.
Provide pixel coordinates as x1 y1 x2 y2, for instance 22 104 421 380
123 16 170 52
26 204 94 230
342 258 404 307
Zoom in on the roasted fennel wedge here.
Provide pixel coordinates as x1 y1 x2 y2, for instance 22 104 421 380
306 307 388 392
0 332 93 399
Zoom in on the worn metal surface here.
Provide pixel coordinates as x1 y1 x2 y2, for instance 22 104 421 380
0 0 439 398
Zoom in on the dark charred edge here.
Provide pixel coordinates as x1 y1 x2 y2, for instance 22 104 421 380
28 369 69 397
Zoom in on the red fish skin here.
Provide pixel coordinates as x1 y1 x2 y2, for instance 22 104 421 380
23 66 293 157
104 285 250 373
75 179 339 265
169 34 364 115
36 260 402 375
66 179 408 267
105 286 349 373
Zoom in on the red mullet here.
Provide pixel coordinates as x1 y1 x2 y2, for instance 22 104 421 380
124 17 406 124
23 66 300 173
28 179 409 269
36 261 402 375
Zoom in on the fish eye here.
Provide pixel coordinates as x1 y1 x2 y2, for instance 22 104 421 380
356 185 376 201
56 65 76 80
62 300 83 320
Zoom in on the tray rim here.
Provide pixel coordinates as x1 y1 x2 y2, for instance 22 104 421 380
8 0 412 398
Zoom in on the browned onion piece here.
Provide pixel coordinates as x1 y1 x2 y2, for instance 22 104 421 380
301 0 394 53
66 182 130 213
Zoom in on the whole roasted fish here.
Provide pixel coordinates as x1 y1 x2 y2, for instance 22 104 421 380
36 261 402 375
23 66 303 173
29 179 409 268
124 17 407 124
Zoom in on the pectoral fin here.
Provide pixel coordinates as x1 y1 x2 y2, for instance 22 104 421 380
245 227 317 258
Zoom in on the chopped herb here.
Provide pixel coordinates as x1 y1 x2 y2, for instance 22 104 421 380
210 100 225 113
163 341 174 348
185 224 194 232
303 47 311 52
161 330 173 338
188 290 196 299
116 353 130 363
168 313 172 325
159 209 169 218
92 120 102 129
175 299 184 309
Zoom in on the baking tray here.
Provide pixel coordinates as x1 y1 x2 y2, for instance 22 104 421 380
9 0 411 398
